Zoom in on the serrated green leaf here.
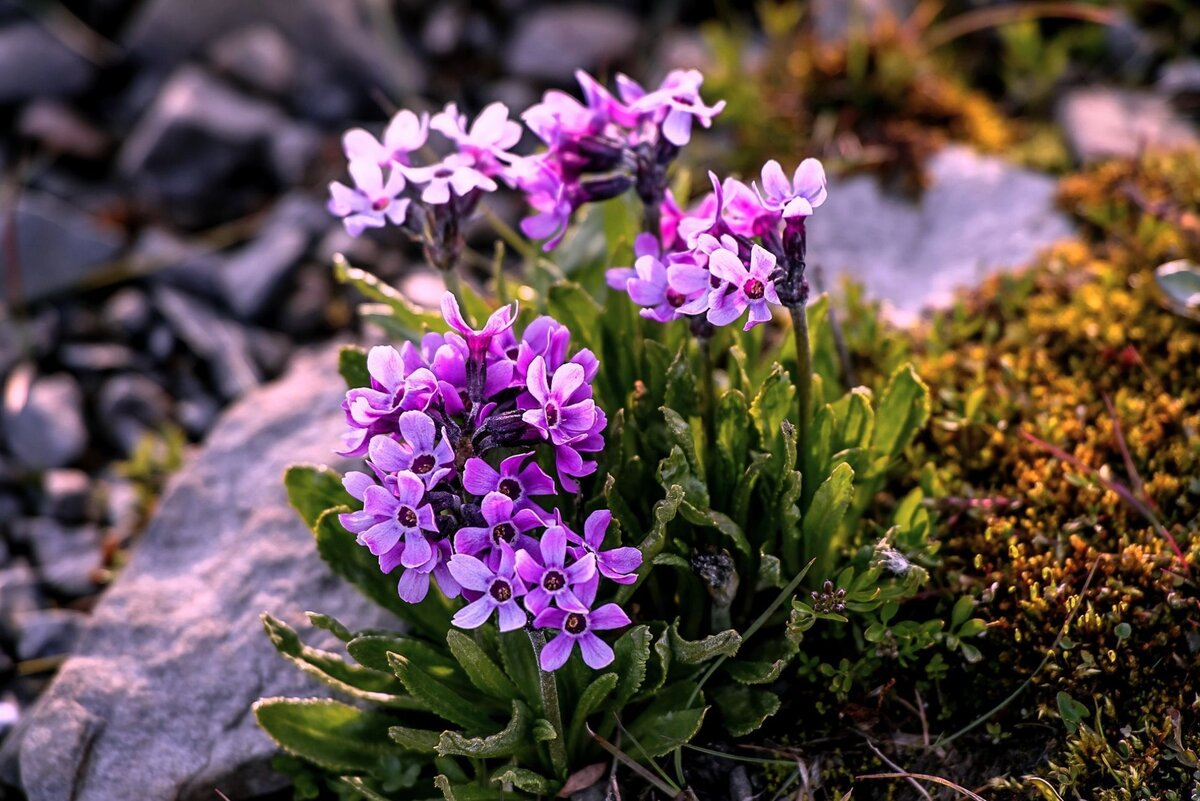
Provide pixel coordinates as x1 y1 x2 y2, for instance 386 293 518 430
656 446 708 508
497 629 542 710
835 388 875 452
750 364 795 455
437 701 529 758
638 627 672 699
567 673 619 755
254 697 394 773
338 345 370 389
802 461 855 579
305 612 354 643
873 364 931 459
333 254 438 341
446 630 520 702
347 635 467 690
663 346 700 418
668 622 742 664
491 767 555 795
626 682 708 758
609 625 652 709
261 614 415 708
616 485 684 603
285 464 354 532
711 684 781 737
724 637 798 684
732 451 772 532
532 719 557 741
388 653 496 732
434 774 503 801
678 502 751 558
337 776 395 801
389 725 441 753
756 553 783 591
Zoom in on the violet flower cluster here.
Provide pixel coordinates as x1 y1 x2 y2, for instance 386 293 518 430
605 160 828 332
336 292 639 671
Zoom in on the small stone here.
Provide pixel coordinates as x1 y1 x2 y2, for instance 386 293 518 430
14 609 85 662
247 329 293 377
102 288 154 338
0 23 93 103
153 286 261 399
1159 59 1200 112
17 100 110 159
268 122 322 185
0 191 123 305
39 469 95 524
132 228 224 300
21 518 103 599
176 393 220 438
59 343 138 372
97 374 173 454
3 372 88 470
0 562 43 626
1057 87 1200 163
278 264 333 337
504 4 639 82
207 24 297 96
216 196 317 320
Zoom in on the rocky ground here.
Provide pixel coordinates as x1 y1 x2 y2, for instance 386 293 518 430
1 1 1199 799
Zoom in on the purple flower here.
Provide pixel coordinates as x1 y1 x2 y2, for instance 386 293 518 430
754 158 827 219
512 156 574 249
448 545 528 632
534 596 631 670
628 69 725 146
605 232 659 293
706 243 781 331
522 356 597 446
453 491 543 566
393 539 461 604
340 472 438 570
463 452 556 512
339 346 438 457
327 161 409 237
441 292 518 361
514 525 596 615
569 510 642 584
404 153 497 205
342 109 429 167
367 412 454 489
431 102 522 176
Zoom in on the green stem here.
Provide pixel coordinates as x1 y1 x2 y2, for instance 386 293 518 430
698 334 716 474
789 302 812 466
442 267 462 303
528 629 569 778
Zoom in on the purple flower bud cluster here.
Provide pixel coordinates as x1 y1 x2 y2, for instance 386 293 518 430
606 159 828 331
337 292 639 670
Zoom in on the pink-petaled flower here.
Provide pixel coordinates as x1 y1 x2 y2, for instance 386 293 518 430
340 472 439 570
754 158 827 219
338 346 438 457
342 109 429 167
404 153 497 205
629 69 725 146
327 160 409 237
515 525 596 615
534 583 631 670
522 356 597 446
463 452 556 513
448 544 528 632
605 232 659 293
368 412 454 490
441 292 518 360
568 509 642 584
707 243 781 331
392 540 461 604
431 102 522 174
453 491 543 567
511 155 573 249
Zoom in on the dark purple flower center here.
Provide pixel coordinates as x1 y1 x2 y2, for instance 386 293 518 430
492 522 516 544
710 274 722 289
666 288 687 308
412 454 436 474
372 197 390 211
544 402 559 427
490 580 513 602
396 506 418 527
498 478 522 499
743 278 765 300
564 612 587 634
434 167 454 179
543 570 566 592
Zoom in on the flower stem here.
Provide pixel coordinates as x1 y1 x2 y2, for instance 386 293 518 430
442 267 462 304
789 301 812 465
697 332 716 471
528 629 569 777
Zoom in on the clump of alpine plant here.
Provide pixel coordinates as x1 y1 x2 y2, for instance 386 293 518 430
335 291 638 669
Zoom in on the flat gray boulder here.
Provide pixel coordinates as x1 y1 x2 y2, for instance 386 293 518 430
3 346 393 801
808 145 1075 323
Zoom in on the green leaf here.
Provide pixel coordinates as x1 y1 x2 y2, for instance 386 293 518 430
389 725 441 753
491 767 555 795
834 387 875 452
750 364 795 456
434 775 503 801
660 407 707 496
711 684 781 737
663 346 700 418
285 464 353 532
609 625 652 709
437 701 530 758
616 485 684 603
546 282 602 354
626 682 708 758
497 629 542 710
446 630 521 702
388 653 496 732
1155 259 1200 319
261 614 414 707
305 612 354 643
1056 691 1089 735
657 446 708 508
668 622 742 664
801 461 855 578
532 719 557 741
756 553 783 591
333 254 438 341
567 673 619 754
873 365 931 459
338 345 370 389
724 637 798 685
254 697 395 773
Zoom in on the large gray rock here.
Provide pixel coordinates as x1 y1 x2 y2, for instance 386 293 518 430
807 145 1075 323
1057 87 1199 163
2 346 392 800
504 4 639 82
